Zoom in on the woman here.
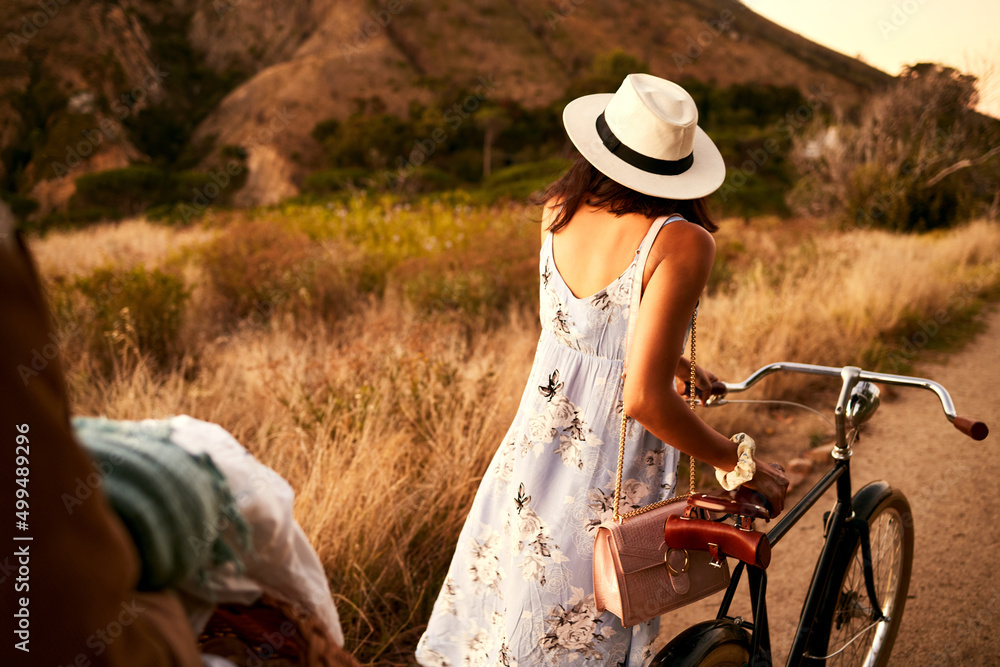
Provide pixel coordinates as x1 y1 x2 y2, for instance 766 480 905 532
416 74 788 666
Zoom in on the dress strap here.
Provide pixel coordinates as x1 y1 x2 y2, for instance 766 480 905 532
623 214 687 376
541 227 554 258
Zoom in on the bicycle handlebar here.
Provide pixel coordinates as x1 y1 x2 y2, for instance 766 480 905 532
953 416 989 440
714 362 989 441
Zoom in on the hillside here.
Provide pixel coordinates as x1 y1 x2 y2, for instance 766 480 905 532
0 0 891 214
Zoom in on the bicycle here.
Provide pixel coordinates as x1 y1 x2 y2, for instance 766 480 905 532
650 362 989 667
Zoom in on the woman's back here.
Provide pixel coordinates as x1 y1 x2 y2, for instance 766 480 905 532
547 206 656 300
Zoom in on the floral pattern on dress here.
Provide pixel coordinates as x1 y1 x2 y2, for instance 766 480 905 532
642 446 666 481
438 575 461 616
468 525 504 596
583 486 616 536
494 437 518 482
421 650 450 667
541 261 574 345
541 587 616 661
620 478 652 511
590 266 632 324
530 371 603 472
498 642 518 667
508 483 569 586
517 432 542 459
417 218 687 667
464 629 490 667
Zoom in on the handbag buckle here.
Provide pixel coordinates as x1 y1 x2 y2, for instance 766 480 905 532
664 548 689 575
708 542 723 567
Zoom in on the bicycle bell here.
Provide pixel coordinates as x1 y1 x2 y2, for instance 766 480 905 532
846 381 881 428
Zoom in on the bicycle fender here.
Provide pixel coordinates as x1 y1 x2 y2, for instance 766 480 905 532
850 481 895 520
824 480 894 534
651 619 752 666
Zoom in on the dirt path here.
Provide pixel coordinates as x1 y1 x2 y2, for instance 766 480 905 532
658 305 1000 665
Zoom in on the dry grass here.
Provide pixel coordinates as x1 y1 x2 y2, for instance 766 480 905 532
29 217 218 281
25 209 1000 665
698 220 1000 432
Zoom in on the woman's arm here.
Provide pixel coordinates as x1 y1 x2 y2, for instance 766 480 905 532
623 221 788 513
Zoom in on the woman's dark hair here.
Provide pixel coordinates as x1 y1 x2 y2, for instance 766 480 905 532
534 155 718 233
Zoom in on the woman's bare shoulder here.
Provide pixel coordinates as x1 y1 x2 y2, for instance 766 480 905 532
651 217 716 268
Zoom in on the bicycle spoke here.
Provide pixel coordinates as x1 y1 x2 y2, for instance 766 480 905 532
825 508 905 666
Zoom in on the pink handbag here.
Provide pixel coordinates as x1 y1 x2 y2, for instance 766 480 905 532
593 499 730 627
592 218 730 628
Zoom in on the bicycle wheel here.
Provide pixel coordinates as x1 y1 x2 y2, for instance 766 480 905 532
693 642 750 666
651 619 752 667
807 485 913 666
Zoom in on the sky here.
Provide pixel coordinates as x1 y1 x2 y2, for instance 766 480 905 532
740 0 1000 118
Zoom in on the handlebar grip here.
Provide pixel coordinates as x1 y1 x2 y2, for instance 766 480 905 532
953 416 989 441
682 381 729 400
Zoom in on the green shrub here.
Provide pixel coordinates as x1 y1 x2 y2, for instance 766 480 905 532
170 170 215 193
482 158 570 188
391 166 462 194
2 193 39 224
390 228 537 323
562 50 649 100
73 166 168 215
169 169 246 207
319 111 411 170
73 265 189 372
792 64 997 231
475 158 571 202
302 168 370 194
199 221 362 327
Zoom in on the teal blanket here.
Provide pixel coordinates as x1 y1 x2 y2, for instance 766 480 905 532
73 417 250 591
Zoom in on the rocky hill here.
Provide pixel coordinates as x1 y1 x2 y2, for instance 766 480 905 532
1 0 891 215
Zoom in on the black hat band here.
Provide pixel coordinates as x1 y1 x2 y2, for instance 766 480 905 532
596 112 694 176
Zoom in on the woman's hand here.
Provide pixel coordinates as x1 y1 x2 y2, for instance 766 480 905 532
742 461 789 518
674 359 719 399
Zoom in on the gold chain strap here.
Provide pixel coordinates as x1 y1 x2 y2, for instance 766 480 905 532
612 309 698 523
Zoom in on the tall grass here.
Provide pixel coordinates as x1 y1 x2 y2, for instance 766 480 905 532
699 220 1000 436
27 203 1000 664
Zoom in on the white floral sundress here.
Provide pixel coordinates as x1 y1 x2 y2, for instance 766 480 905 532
416 215 685 666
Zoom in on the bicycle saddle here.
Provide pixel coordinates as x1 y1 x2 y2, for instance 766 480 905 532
686 493 771 522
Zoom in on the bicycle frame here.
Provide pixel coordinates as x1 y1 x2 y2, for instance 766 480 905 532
704 363 966 666
714 454 854 665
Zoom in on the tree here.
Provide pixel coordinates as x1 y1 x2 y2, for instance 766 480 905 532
563 50 649 100
791 64 1000 231
476 105 510 179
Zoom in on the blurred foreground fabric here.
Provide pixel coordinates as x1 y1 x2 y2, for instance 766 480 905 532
0 203 356 666
0 204 203 665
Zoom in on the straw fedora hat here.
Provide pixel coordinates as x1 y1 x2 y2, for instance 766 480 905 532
563 73 726 200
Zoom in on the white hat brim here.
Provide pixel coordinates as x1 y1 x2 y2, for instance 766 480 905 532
563 93 726 200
